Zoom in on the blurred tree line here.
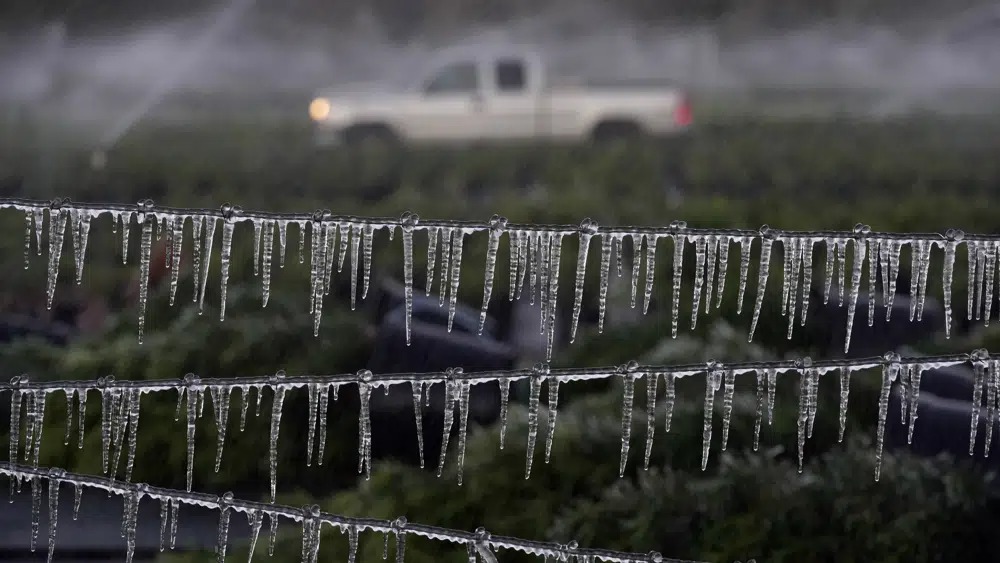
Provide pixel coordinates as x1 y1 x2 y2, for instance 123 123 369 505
1 0 994 38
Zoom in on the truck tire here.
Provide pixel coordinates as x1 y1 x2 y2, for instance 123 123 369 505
590 120 643 143
342 124 400 151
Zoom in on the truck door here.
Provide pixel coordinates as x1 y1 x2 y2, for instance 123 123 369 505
404 60 491 142
480 56 543 140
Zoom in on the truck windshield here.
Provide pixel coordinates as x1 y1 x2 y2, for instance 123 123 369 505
495 59 526 92
422 62 479 95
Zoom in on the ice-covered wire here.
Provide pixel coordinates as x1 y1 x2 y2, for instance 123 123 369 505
2 350 989 487
1 197 991 356
0 351 975 394
0 196 972 240
0 462 706 563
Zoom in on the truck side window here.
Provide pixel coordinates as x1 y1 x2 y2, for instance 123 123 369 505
495 59 526 92
423 62 479 95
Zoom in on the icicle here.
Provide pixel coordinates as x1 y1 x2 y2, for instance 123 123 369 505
721 370 736 451
246 510 264 562
479 215 507 336
800 239 815 327
970 350 988 456
643 234 658 315
526 232 538 306
570 219 597 341
276 220 288 269
217 492 234 563
823 238 837 305
134 205 154 342
753 370 765 451
184 374 201 492
525 364 547 478
749 227 775 342
984 243 997 326
544 234 564 360
456 381 472 485
30 475 42 551
515 230 529 301
46 470 60 563
544 379 560 464
875 353 901 480
908 364 924 446
715 236 730 309
269 371 287 500
334 221 348 273
77 388 87 449
72 484 81 520
644 372 658 469
297 221 307 265
411 381 425 468
169 498 179 550
71 210 92 284
835 239 847 305
690 235 707 329
843 225 870 353
766 368 777 425
167 215 184 306
346 525 358 563
969 240 981 321
124 389 141 483
159 499 168 551
350 223 362 310
190 216 203 303
703 235 718 314
357 370 374 480
308 213 328 336
317 385 330 465
211 387 231 472
838 367 851 442
782 237 803 339
447 229 466 332
9 378 24 489
663 373 676 434
795 360 814 472
400 213 419 344
98 377 115 474
909 239 932 321
507 230 520 301
262 220 275 307
268 513 278 556
394 517 408 563
701 367 722 470
436 375 457 477
218 205 239 322
45 204 69 310
251 220 263 276
63 390 74 446
986 360 999 456
598 233 612 332
234 386 248 433
425 226 439 297
866 239 879 327
361 223 375 299
498 379 511 450
110 385 128 478
941 230 963 338
629 233 644 308
618 362 638 477
198 216 218 314
23 210 33 269
736 235 753 314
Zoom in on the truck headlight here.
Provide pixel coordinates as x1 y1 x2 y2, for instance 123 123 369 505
309 97 331 121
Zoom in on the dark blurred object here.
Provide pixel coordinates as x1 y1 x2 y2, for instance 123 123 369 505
364 278 516 468
823 293 943 358
0 312 73 346
886 384 1000 472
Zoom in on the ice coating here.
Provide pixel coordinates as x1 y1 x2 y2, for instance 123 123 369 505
7 198 994 357
4 352 985 496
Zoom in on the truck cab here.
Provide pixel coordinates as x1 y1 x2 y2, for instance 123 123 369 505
309 46 691 146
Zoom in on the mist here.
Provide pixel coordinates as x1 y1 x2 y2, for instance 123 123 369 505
4 0 1000 143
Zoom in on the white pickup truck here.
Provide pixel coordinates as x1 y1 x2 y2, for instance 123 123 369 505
308 47 692 147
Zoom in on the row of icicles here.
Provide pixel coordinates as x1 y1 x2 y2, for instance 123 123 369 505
7 351 997 508
15 201 996 357
1 466 523 563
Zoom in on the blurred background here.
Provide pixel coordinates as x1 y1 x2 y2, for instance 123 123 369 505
4 1 1000 562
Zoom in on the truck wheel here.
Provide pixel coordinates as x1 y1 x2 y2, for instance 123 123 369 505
343 124 400 152
590 120 643 144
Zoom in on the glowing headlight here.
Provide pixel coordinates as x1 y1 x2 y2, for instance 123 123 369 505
309 97 331 121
